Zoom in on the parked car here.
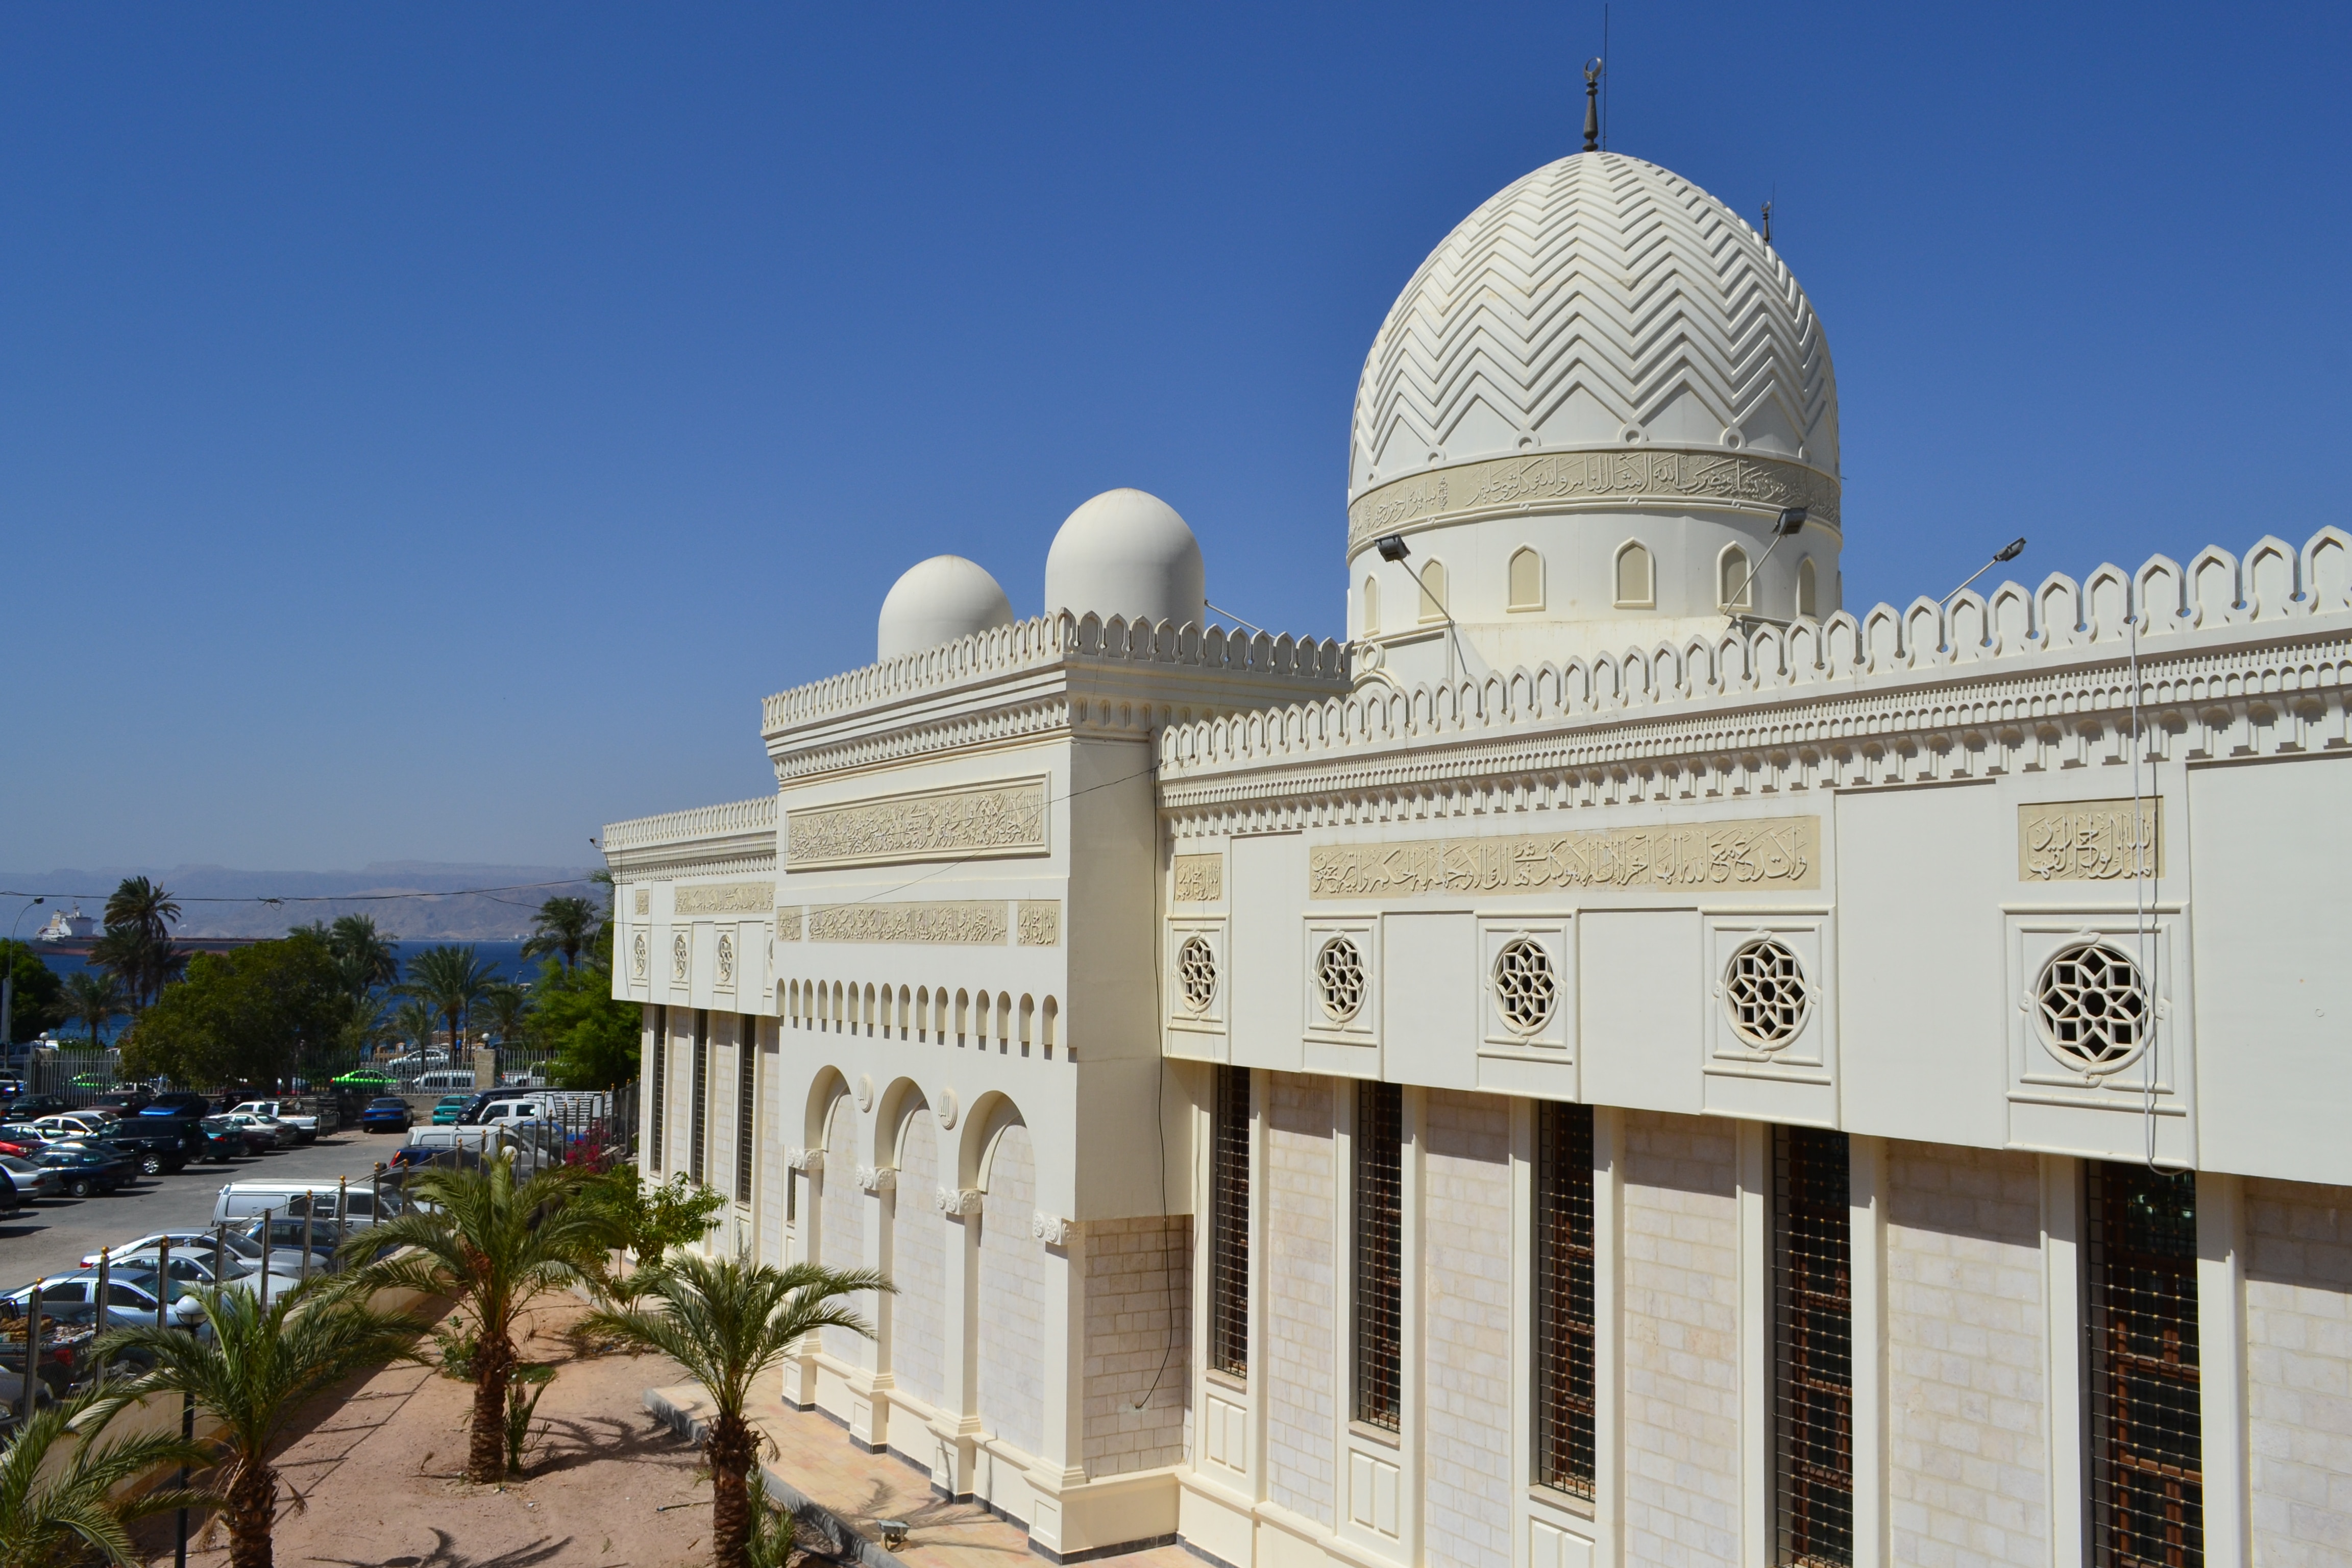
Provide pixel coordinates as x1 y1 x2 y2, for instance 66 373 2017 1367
3 1095 70 1119
32 1145 131 1198
0 1125 52 1158
88 1090 153 1116
140 1091 216 1118
0 1166 17 1217
100 1245 306 1301
228 1099 320 1142
429 1095 472 1126
222 1112 296 1150
359 1097 413 1133
193 1117 245 1162
80 1118 194 1176
0 1270 205 1332
235 1217 342 1274
85 1229 305 1278
212 1177 404 1236
0 1154 62 1199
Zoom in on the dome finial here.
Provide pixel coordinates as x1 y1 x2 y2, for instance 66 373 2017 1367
1582 58 1603 152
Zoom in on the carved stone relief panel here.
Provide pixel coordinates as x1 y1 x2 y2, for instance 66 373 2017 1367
630 929 649 982
1172 853 1224 903
2002 910 2193 1165
805 900 1008 945
775 906 803 941
2018 799 2163 881
786 777 1048 870
1015 901 1061 947
1310 816 1820 899
714 932 736 992
631 887 650 916
675 881 775 915
670 932 690 986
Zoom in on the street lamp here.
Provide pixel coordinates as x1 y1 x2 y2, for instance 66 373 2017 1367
2 897 44 1066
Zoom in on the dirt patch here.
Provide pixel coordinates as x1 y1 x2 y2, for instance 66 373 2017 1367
138 1295 707 1568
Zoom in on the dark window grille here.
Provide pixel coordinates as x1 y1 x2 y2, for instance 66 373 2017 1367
1353 1080 1404 1431
689 1011 709 1187
2087 1162 2202 1568
1209 1066 1251 1378
1774 1125 1853 1567
734 1021 757 1205
1533 1101 1596 1498
648 1008 667 1174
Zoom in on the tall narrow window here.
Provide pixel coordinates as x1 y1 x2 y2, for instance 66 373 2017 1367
1614 541 1654 608
1209 1065 1251 1378
1353 1080 1404 1431
734 1020 757 1205
1533 1101 1596 1498
689 1010 710 1187
1417 559 1448 623
2087 1162 2201 1568
1508 546 1545 610
1722 545 1755 610
1797 557 1819 619
1774 1125 1853 1567
1362 576 1381 636
648 1007 668 1174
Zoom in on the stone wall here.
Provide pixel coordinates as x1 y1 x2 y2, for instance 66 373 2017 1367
1885 1140 2049 1568
1620 1110 1742 1567
1420 1090 1514 1568
2245 1177 2352 1568
979 1122 1045 1459
822 1093 869 1369
893 1106 947 1410
1082 1215 1192 1475
1265 1073 1336 1530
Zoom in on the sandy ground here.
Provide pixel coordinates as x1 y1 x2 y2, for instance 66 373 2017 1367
136 1294 706 1568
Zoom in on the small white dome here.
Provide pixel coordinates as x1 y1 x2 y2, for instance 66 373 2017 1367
876 555 1015 662
1043 488 1206 626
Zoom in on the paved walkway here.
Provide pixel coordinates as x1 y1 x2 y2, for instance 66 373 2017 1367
646 1380 1197 1568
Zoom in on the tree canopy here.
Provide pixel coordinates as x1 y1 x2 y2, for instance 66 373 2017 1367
118 930 353 1086
0 941 65 1046
528 957 639 1088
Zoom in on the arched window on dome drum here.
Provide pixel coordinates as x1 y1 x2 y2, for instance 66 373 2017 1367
1797 557 1818 620
1417 559 1448 623
1614 542 1654 609
1508 547 1544 611
1362 576 1380 636
1720 545 1754 611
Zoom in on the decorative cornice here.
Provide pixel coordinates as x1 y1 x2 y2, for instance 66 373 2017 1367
1347 447 1840 555
604 796 776 855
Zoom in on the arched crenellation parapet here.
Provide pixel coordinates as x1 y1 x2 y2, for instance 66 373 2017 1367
1947 592 1990 663
2243 535 2299 619
2189 546 2244 627
2084 566 2132 643
2302 527 2352 612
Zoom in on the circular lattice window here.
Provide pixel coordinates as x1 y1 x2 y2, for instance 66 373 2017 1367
1316 937 1367 1024
1492 938 1557 1034
2033 941 2150 1074
1723 937 1809 1048
1177 935 1218 1013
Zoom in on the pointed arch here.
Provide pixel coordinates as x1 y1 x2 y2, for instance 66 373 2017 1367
1507 546 1544 611
1614 541 1654 608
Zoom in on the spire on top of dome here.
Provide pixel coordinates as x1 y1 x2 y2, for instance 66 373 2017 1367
1582 58 1603 152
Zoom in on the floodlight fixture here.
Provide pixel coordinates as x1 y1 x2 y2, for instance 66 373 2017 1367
1943 537 2030 605
1375 534 1411 562
1776 506 1808 536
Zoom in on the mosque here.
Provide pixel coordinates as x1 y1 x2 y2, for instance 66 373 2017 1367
604 141 2352 1568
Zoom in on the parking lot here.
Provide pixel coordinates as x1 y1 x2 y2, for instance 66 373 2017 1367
1 1129 403 1288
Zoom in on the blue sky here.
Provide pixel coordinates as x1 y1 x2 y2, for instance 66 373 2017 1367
5 3 2347 872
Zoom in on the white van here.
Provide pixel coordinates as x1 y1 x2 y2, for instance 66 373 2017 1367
413 1070 478 1094
211 1178 406 1231
401 1122 560 1170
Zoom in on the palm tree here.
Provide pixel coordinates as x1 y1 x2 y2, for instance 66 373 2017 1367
326 914 401 996
103 875 179 946
478 982 531 1048
585 1253 887 1568
96 1282 418 1568
61 970 127 1046
399 945 499 1060
0 1389 217 1568
390 998 441 1061
521 896 599 973
345 1156 620 1483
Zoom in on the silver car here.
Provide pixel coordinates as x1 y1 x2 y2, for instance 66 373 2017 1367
0 1153 62 1199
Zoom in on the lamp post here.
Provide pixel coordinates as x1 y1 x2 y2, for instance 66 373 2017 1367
3 897 45 1069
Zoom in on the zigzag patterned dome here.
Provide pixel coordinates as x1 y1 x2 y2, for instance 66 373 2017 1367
1349 152 1839 511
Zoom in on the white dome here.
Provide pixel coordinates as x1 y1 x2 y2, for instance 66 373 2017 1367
1043 488 1206 626
876 555 1015 662
1349 152 1839 509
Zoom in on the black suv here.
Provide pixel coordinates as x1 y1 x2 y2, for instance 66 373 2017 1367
4 1095 71 1120
102 1118 198 1176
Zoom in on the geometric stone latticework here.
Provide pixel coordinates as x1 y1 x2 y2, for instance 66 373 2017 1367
1178 935 1218 1013
2032 941 2150 1074
1350 153 1838 509
1491 937 1558 1034
1316 937 1367 1024
1723 937 1808 1048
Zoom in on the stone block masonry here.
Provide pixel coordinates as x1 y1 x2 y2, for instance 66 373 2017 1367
1083 1215 1192 1475
1266 1073 1337 1531
1420 1090 1514 1568
2245 1177 2352 1568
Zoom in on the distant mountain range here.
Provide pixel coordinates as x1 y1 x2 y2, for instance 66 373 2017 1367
1 863 603 940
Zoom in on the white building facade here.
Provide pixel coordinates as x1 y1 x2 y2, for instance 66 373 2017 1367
608 151 2352 1568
